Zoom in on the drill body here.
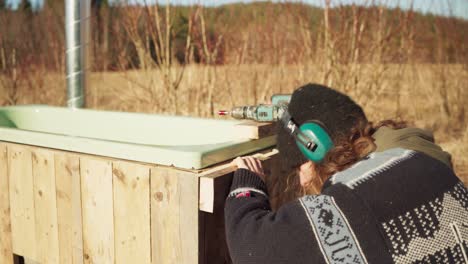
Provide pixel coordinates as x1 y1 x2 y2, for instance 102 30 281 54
224 94 291 122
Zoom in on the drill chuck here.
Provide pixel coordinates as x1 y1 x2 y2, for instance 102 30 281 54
230 106 258 120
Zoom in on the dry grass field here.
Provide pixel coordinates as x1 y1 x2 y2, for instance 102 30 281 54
1 63 467 185
1 1 466 189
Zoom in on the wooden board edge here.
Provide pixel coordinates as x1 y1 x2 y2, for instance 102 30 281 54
235 121 275 139
198 149 278 213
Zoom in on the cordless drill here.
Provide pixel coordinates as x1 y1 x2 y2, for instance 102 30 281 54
218 94 291 122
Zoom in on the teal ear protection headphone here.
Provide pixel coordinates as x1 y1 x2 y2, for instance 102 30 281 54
280 107 334 163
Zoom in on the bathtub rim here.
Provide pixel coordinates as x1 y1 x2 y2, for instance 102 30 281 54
0 126 276 169
0 104 263 146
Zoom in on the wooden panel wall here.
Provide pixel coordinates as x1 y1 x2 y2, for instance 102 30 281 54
55 154 84 264
80 158 115 263
0 143 13 264
150 166 199 264
8 144 36 260
1 142 204 264
113 161 151 264
32 149 60 263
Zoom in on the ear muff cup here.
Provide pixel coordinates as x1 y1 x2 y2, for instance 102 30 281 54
296 122 334 163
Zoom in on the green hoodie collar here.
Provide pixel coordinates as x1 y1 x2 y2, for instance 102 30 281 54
372 126 452 168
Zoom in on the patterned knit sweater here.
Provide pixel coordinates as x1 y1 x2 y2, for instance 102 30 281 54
225 148 468 264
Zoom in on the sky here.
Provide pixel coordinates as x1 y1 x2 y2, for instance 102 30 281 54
6 0 468 20
184 0 468 19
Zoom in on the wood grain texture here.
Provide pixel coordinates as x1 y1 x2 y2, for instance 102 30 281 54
113 161 151 264
55 154 83 264
235 121 275 139
7 144 36 260
0 143 13 264
1 141 274 264
32 149 60 264
80 158 114 264
151 166 199 264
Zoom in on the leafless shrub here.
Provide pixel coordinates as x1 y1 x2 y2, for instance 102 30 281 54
0 0 466 182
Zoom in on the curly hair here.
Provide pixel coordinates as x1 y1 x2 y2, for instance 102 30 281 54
297 119 407 195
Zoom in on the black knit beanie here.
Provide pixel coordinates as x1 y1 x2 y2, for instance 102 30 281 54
276 83 367 169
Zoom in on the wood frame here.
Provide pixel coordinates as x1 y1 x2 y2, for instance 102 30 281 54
0 141 277 264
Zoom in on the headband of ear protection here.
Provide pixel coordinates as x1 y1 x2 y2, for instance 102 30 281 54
280 107 334 163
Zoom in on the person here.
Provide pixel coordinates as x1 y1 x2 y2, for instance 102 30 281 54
225 83 468 264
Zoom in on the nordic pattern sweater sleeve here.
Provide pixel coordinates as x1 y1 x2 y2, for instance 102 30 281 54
225 168 372 264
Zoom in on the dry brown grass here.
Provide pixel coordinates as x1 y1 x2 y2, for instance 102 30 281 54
1 63 467 184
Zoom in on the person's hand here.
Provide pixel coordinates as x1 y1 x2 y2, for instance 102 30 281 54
232 156 266 181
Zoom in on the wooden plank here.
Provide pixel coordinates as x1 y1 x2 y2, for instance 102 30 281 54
179 171 199 263
113 161 151 264
0 143 13 264
80 158 114 264
7 144 36 260
235 121 275 139
199 174 233 214
32 149 60 264
55 154 84 264
150 166 179 264
151 167 199 264
199 149 278 212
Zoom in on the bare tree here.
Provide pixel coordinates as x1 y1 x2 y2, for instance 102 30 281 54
195 6 224 116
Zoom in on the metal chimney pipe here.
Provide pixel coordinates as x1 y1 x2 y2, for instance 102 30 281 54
65 0 90 108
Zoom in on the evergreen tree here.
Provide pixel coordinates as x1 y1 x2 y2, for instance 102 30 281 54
18 0 32 12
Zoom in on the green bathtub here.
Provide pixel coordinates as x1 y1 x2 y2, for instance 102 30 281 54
0 105 275 169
